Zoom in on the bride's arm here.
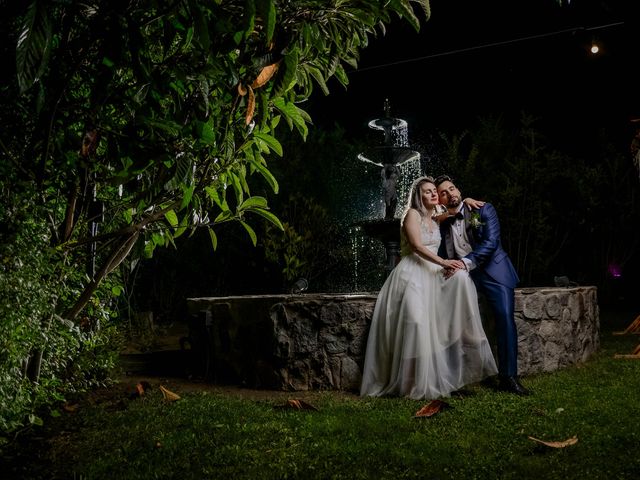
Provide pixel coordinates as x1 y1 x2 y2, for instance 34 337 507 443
464 197 485 209
433 198 485 224
431 204 450 224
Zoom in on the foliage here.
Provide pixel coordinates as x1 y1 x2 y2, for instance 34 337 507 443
0 180 120 433
434 113 640 289
262 193 352 289
1 0 432 432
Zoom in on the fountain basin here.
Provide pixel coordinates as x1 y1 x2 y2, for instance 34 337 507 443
186 287 599 391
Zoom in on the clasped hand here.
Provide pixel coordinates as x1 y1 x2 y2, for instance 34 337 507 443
441 259 465 279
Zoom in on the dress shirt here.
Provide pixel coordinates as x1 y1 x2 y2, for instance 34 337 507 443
451 206 476 271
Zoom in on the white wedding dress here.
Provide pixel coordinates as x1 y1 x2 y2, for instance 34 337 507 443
360 217 498 400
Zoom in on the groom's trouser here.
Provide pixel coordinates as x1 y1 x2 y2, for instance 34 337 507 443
471 270 518 377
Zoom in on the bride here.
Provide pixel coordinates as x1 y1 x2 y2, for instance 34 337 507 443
360 176 497 400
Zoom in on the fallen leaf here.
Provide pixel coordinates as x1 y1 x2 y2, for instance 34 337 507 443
136 383 146 396
159 385 181 402
275 399 319 411
414 399 450 418
528 435 578 448
129 381 151 400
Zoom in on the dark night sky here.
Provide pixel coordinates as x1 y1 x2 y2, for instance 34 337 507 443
307 0 637 156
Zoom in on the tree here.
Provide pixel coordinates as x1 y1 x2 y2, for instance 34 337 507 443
1 0 431 430
5 0 430 318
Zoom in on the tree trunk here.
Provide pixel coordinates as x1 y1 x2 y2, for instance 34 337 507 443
65 231 139 321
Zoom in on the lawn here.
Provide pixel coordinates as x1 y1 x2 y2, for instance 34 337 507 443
2 308 639 479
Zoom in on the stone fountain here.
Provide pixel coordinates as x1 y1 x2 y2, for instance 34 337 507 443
182 101 600 393
356 99 421 274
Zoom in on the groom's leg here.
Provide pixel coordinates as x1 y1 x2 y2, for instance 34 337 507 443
472 272 518 377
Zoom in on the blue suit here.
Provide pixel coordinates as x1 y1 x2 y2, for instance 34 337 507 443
439 203 520 377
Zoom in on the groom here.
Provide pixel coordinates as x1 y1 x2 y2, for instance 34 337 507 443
435 175 530 396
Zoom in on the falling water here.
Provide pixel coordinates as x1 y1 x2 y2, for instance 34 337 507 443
349 100 423 290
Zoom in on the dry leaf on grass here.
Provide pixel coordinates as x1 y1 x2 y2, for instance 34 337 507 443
159 385 181 402
528 435 578 448
414 399 450 418
275 399 319 411
129 381 151 400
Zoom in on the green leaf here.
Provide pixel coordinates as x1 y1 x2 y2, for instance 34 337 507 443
139 117 182 136
240 220 257 246
144 240 156 258
388 0 420 31
273 50 298 97
195 117 216 145
333 63 349 88
253 132 282 156
189 0 211 50
306 65 329 96
243 0 256 41
111 285 123 296
164 210 179 228
152 232 166 247
208 227 218 251
228 170 244 206
248 207 283 230
249 156 279 193
28 414 43 426
272 98 309 140
256 0 276 44
239 196 268 210
213 210 234 223
174 214 189 239
134 83 150 103
16 1 52 93
205 186 228 210
181 185 195 209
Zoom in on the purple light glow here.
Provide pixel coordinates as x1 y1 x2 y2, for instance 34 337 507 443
608 264 622 278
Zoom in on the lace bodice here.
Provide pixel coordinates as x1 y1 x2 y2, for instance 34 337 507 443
400 217 441 257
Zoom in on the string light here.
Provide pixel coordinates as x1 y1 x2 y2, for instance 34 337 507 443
355 21 623 72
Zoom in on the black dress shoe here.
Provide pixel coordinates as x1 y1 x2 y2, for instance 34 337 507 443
497 376 530 396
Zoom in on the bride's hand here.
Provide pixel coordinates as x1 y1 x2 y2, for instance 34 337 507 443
441 259 465 270
464 197 485 209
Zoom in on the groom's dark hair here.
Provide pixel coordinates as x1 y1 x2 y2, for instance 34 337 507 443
434 175 454 187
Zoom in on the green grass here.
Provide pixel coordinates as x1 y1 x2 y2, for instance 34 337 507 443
3 309 640 479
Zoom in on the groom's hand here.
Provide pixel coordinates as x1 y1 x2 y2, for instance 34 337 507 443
443 268 456 280
441 259 465 279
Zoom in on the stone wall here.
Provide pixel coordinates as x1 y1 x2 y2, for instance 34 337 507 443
515 287 599 374
186 286 599 392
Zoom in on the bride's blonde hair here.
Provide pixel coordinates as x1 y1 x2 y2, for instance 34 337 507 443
400 176 436 226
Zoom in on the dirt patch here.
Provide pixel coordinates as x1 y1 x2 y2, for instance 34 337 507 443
88 373 360 407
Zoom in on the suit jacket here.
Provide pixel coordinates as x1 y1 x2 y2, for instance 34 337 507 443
439 203 519 289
